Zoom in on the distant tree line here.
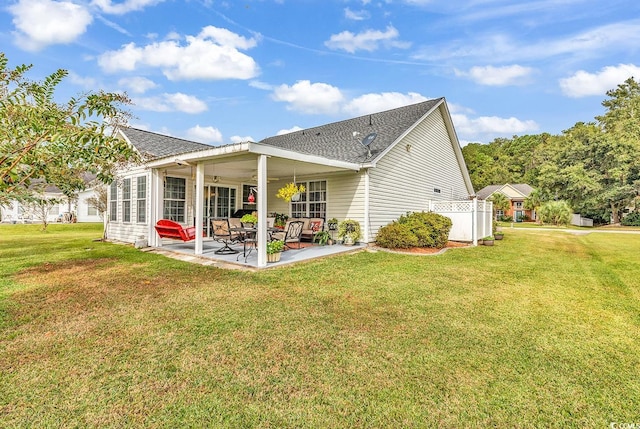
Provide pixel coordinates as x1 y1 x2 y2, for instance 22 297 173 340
462 77 640 224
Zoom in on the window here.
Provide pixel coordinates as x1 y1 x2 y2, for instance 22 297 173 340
50 205 60 216
291 180 327 218
164 177 186 222
514 201 523 209
88 204 97 216
122 178 131 222
109 182 118 221
137 176 147 223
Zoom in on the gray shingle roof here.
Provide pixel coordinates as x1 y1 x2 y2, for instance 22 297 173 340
121 127 214 159
121 98 444 164
259 98 443 163
477 183 534 200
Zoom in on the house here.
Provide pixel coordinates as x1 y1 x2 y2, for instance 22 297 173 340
107 98 475 267
0 179 102 224
476 183 535 221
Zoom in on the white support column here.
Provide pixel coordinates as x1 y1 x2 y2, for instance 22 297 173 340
256 154 268 267
364 169 370 243
150 169 164 247
194 162 204 255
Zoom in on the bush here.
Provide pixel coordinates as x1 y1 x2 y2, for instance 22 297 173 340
376 211 452 249
498 215 513 222
375 223 419 249
621 211 640 226
538 200 572 226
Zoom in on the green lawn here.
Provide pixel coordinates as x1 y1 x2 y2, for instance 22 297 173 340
1 224 639 427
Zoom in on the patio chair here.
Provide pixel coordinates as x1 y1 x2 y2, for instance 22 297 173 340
271 220 304 250
211 218 242 254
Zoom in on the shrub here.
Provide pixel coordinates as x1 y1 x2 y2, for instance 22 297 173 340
376 211 452 249
375 223 419 249
621 211 640 226
538 200 572 226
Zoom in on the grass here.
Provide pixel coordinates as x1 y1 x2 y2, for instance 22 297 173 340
1 224 639 427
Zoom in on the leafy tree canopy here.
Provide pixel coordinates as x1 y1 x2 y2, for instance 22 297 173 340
462 77 640 224
0 53 139 206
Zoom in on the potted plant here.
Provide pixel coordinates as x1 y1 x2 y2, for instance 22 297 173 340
276 182 306 202
273 212 288 229
241 213 258 227
327 217 338 231
337 219 361 245
313 230 332 245
482 236 495 246
266 240 284 262
494 231 504 240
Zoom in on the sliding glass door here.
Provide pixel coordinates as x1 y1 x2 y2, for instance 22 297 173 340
204 185 236 235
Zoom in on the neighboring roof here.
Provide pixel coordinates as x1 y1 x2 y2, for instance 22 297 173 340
120 127 214 159
477 183 534 200
259 98 443 163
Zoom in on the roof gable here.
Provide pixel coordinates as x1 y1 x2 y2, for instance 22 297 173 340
477 183 534 200
258 98 443 163
120 128 214 159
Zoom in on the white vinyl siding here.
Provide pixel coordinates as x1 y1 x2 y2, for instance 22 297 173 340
368 107 470 242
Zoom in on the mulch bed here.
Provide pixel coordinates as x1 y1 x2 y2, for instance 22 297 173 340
370 241 471 254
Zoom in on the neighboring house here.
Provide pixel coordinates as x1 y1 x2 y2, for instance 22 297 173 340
107 98 475 266
477 183 535 221
0 179 102 224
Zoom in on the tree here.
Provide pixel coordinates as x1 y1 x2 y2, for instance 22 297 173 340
524 188 544 223
85 181 108 219
0 53 138 206
489 192 510 220
19 193 62 231
538 200 572 226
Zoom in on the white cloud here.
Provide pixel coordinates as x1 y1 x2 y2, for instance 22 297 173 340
249 80 273 91
133 92 207 114
68 72 98 90
414 20 640 64
455 65 534 86
344 8 370 21
230 135 255 143
559 64 640 98
92 0 166 15
9 0 92 51
276 126 303 136
343 92 429 116
451 113 539 137
185 125 223 145
324 25 410 53
98 26 260 81
271 80 345 115
118 76 158 94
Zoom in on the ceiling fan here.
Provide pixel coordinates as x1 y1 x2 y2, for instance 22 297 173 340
250 173 280 182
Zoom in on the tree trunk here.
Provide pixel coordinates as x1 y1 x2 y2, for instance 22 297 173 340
610 202 620 224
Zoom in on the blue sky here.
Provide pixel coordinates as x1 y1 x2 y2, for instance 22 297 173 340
2 0 639 146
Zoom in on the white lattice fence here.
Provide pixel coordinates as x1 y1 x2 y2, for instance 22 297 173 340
429 199 492 244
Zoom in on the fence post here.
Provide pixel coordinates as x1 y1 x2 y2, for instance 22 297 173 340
472 197 478 245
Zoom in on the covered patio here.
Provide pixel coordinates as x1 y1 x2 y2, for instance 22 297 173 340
149 238 365 270
142 141 364 268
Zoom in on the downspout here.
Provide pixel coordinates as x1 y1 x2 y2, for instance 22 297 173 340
364 168 370 243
